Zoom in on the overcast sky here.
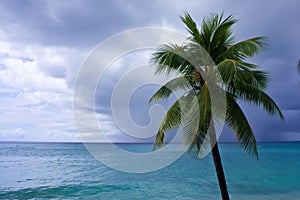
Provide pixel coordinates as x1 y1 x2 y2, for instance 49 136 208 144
0 0 299 142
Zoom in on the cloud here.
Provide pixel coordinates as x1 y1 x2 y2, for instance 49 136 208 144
0 0 299 142
0 0 166 48
46 129 78 141
0 128 25 140
0 39 78 141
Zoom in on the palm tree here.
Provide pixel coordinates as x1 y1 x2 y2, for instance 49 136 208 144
149 13 284 200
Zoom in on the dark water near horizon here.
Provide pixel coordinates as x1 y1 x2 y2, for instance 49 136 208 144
0 142 300 199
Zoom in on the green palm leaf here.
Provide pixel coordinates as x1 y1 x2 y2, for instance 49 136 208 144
217 37 267 62
217 59 269 89
153 95 189 150
182 84 212 157
226 93 258 158
231 76 284 120
148 76 192 103
180 12 203 46
209 14 236 57
151 44 192 76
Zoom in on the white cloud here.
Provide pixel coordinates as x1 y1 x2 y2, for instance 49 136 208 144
0 46 66 92
46 129 78 141
0 128 25 139
0 39 82 141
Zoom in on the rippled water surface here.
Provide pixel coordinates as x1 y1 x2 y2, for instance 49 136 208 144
0 142 300 199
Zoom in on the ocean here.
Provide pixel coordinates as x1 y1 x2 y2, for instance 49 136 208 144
0 142 299 199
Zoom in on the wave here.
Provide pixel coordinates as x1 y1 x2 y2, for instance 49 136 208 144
0 184 135 199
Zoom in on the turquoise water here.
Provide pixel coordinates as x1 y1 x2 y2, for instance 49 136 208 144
0 143 300 199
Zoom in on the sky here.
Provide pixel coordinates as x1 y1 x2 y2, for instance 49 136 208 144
0 0 299 142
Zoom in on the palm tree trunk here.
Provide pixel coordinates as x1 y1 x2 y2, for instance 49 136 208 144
211 142 230 200
209 122 230 200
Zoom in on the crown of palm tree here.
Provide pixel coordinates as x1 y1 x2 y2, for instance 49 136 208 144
149 12 284 158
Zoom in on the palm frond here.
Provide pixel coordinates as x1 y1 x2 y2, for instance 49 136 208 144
181 106 202 154
231 79 284 120
153 95 189 150
149 76 192 103
217 37 267 62
217 59 269 89
154 130 165 150
180 12 203 46
201 13 219 50
182 84 212 157
237 68 269 89
216 59 237 84
226 93 258 158
209 14 236 56
150 44 192 76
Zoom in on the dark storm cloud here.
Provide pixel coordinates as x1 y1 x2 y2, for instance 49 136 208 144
0 0 129 47
0 0 173 48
